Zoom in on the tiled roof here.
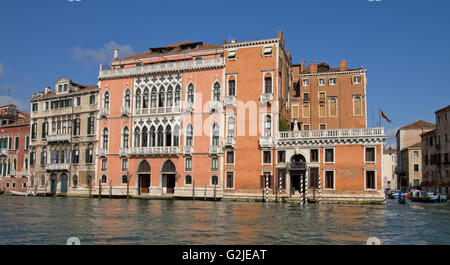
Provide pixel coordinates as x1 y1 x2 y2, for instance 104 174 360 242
118 41 222 61
435 104 450 113
32 84 98 100
400 120 435 130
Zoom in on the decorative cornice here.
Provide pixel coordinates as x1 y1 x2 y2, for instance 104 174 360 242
223 38 280 49
298 69 367 77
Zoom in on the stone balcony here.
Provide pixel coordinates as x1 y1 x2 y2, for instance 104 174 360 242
209 145 220 155
259 137 274 148
223 96 236 109
209 101 221 112
20 169 28 176
99 57 225 80
183 101 194 112
259 93 274 105
183 146 193 155
0 149 7 157
9 170 17 176
46 163 71 171
119 148 129 157
47 134 71 143
98 148 108 157
277 128 386 145
121 106 131 116
99 108 109 117
128 146 180 156
223 137 236 148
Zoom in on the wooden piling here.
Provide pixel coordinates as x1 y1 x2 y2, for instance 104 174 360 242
214 184 216 201
204 184 207 201
126 176 129 200
109 180 112 198
192 180 195 200
98 179 102 200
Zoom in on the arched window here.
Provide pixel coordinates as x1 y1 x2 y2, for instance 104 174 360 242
73 175 78 187
150 126 156 147
167 86 173 107
175 85 181 106
158 86 165 108
264 73 272 94
186 124 193 146
102 128 109 149
24 158 28 169
135 89 141 110
212 123 219 146
123 127 129 148
101 175 107 184
213 82 220 101
173 125 180 146
187 84 194 103
329 97 337 117
353 96 362 116
157 126 164 147
264 115 272 137
227 116 235 137
124 89 131 108
165 125 172 147
143 88 149 109
142 127 148 147
103 91 110 109
151 87 157 108
134 127 141 147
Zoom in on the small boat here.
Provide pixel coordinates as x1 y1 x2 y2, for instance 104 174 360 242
408 190 447 203
398 197 410 204
10 190 28 196
389 190 401 199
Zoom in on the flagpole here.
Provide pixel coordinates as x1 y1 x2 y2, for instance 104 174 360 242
379 108 381 128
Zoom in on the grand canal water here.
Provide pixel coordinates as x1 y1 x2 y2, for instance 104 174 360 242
0 196 449 245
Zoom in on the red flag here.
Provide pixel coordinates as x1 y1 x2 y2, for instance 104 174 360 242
380 109 392 123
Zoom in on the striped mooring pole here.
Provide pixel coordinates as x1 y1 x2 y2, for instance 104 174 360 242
279 174 282 203
265 176 269 204
318 174 322 204
300 174 304 206
305 174 308 205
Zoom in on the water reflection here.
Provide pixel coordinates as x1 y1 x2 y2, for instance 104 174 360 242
0 197 449 245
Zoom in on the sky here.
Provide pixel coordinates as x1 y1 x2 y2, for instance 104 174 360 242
0 0 449 145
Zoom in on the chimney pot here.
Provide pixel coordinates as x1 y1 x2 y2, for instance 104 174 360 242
339 60 347 71
310 60 318 73
45 86 51 94
114 48 119 60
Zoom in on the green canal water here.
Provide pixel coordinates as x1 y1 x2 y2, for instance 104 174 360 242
0 196 449 245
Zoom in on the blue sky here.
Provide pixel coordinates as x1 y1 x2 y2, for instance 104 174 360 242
0 0 449 144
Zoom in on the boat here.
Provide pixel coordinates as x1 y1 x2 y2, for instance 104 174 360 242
388 190 401 199
398 197 410 204
408 190 447 203
10 190 36 197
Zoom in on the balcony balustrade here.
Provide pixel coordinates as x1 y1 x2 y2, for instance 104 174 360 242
121 106 131 116
278 128 385 140
209 101 221 112
223 137 236 148
47 134 71 143
183 146 193 155
45 163 71 171
98 148 108 157
99 108 109 117
259 137 274 148
184 101 194 112
0 149 7 157
259 93 274 104
119 148 129 157
223 96 236 109
128 146 180 156
209 145 220 154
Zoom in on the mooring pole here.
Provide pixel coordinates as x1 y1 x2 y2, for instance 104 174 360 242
279 173 282 203
192 180 195 200
265 175 269 204
109 179 112 198
214 184 216 201
300 173 304 206
88 179 92 198
98 179 102 200
126 176 129 200
305 172 308 205
204 184 207 200
318 173 322 204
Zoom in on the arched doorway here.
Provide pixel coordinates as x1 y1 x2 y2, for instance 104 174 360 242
289 154 307 194
50 174 57 193
137 160 151 194
161 160 176 194
60 173 68 193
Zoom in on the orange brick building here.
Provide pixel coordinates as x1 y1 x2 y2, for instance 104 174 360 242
0 105 30 193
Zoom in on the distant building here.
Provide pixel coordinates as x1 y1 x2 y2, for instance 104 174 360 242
396 120 435 190
0 104 30 193
382 148 397 191
421 105 450 196
29 78 99 195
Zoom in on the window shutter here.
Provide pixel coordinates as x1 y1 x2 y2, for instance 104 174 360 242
85 149 89 164
87 117 91 135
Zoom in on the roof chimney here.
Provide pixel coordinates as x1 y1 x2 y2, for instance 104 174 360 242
45 86 51 94
310 61 317 73
300 60 305 73
278 30 285 47
339 60 347 71
114 48 119 60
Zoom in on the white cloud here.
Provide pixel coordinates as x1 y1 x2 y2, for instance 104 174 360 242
0 62 4 76
72 41 135 66
0 96 29 113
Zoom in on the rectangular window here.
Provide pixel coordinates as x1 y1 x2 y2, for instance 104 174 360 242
32 103 38 112
325 148 334 163
310 149 319 162
226 172 234 189
302 104 310 118
101 158 107 171
292 105 299 119
318 78 325 86
87 117 94 135
309 168 319 189
320 124 327 130
76 97 81 106
226 151 234 165
45 102 49 110
325 171 334 189
89 95 95 105
25 136 29 150
122 158 128 171
319 104 326 117
278 151 286 164
263 150 271 164
413 151 419 158
227 50 236 60
302 79 309 87
263 46 272 56
353 76 361 84
365 147 376 163
303 124 310 131
329 78 336 85
303 93 309 102
366 171 376 189
414 164 419 172
318 92 325 102
185 157 192 171
228 79 236 96
15 136 19 150
211 157 218 171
